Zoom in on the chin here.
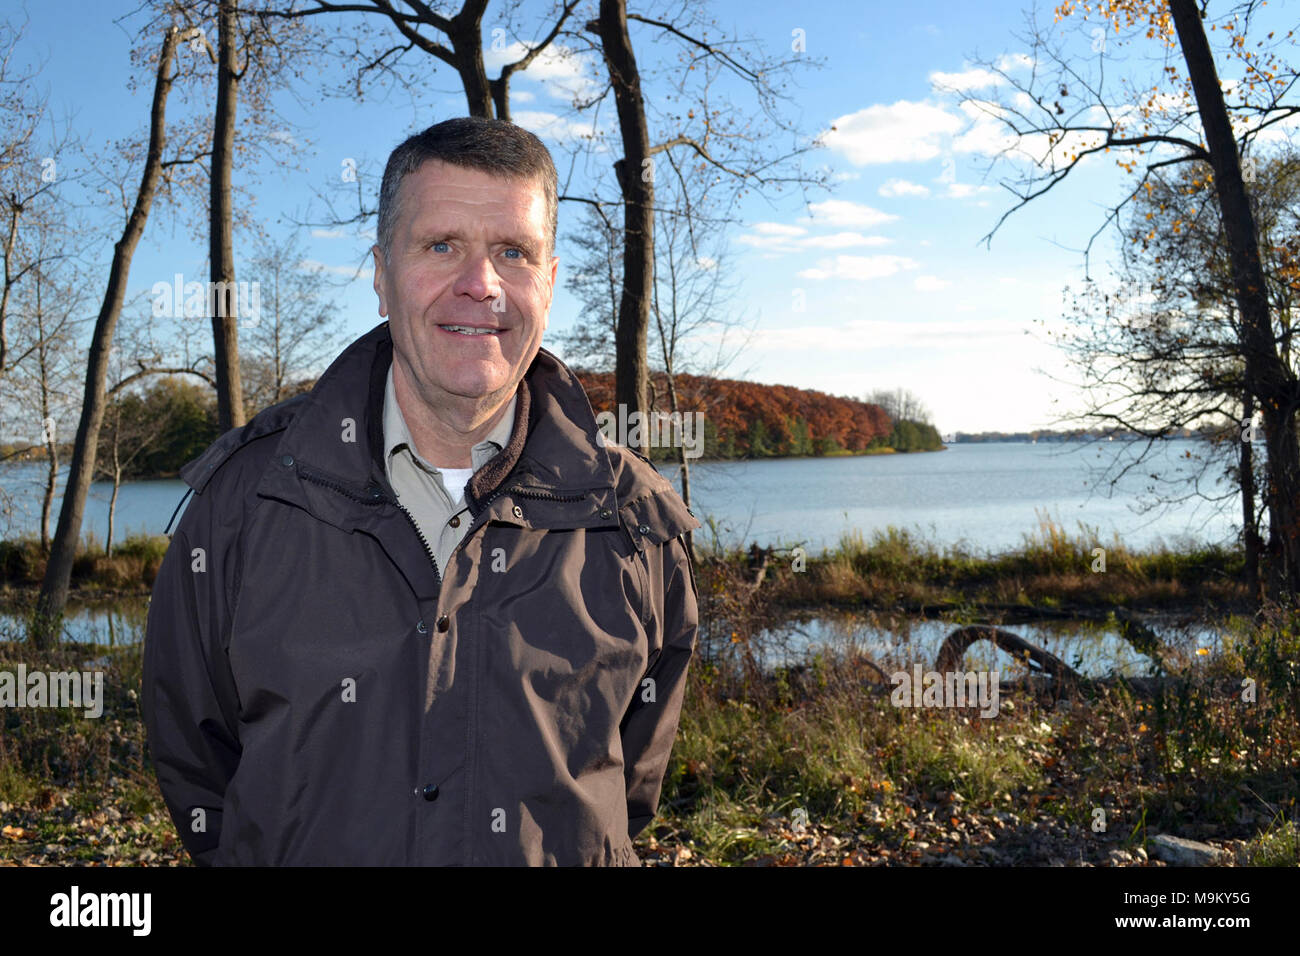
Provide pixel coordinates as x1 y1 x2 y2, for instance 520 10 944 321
437 367 514 401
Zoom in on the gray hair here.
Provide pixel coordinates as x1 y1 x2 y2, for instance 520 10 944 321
376 116 558 263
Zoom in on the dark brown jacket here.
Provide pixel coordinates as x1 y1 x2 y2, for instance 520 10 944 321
142 321 700 865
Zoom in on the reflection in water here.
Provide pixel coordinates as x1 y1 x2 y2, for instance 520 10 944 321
0 598 149 646
0 598 1225 685
741 609 1225 679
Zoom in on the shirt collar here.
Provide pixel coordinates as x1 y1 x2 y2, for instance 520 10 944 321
382 363 516 472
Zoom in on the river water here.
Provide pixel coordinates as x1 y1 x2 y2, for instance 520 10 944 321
0 439 1246 672
0 438 1245 555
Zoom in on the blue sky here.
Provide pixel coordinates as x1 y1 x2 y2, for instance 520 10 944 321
12 0 1300 433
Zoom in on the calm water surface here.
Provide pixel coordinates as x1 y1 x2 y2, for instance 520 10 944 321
1 439 1242 555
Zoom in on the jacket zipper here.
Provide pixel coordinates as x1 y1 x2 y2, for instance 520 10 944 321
297 465 442 587
507 488 588 502
393 497 442 588
449 485 591 581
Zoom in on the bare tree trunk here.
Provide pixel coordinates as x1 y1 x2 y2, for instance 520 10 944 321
0 201 18 378
211 0 245 432
665 371 693 555
40 440 56 554
106 403 121 555
1171 0 1300 604
107 464 120 555
30 26 180 648
448 0 493 117
595 0 651 455
34 269 55 553
1242 389 1262 605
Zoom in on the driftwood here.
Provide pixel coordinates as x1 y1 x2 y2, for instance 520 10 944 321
928 621 1227 700
935 624 1084 687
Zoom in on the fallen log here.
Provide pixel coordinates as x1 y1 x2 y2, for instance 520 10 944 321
935 624 1084 688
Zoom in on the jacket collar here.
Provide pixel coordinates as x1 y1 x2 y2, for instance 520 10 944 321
256 321 622 534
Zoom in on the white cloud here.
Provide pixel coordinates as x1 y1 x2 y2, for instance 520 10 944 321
801 232 892 249
803 199 898 228
512 89 535 102
311 228 346 238
749 316 1027 351
914 275 951 292
929 67 1003 93
995 53 1034 73
267 128 299 148
737 226 890 253
797 254 919 281
483 42 598 103
879 178 931 198
943 182 993 199
512 109 599 142
751 221 807 237
823 100 965 164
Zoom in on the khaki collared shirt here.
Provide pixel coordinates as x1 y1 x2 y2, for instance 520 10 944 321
382 365 515 575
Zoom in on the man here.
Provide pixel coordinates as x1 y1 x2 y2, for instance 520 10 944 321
142 117 701 866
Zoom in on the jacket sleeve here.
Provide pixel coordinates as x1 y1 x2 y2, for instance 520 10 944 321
620 531 700 840
141 479 244 866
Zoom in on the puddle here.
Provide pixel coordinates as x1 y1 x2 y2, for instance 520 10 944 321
0 599 149 646
727 609 1227 678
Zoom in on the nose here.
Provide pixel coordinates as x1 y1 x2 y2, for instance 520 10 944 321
452 249 503 305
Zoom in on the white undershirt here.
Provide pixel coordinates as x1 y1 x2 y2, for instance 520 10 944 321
436 466 476 505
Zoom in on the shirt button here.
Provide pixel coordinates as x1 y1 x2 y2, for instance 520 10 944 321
512 504 523 518
422 784 439 802
436 614 450 632
416 619 427 633
449 515 460 528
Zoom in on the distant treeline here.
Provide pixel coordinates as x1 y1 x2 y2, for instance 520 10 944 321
954 426 1212 442
575 369 944 460
1 370 944 476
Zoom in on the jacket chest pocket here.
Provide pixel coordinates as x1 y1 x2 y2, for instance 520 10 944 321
466 525 649 745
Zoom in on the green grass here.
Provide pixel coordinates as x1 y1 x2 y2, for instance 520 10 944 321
1240 816 1300 865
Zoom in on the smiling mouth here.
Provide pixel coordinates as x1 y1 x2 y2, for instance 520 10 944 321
438 324 503 336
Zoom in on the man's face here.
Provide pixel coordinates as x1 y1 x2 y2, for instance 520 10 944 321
373 159 557 412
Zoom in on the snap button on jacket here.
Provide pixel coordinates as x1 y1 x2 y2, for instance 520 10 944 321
142 321 701 866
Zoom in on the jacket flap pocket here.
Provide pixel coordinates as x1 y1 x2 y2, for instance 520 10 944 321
620 487 702 552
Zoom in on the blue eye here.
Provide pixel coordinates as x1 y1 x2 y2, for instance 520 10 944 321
504 248 522 259
431 241 449 253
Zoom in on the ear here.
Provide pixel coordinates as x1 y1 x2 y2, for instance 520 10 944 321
544 254 558 330
372 245 388 317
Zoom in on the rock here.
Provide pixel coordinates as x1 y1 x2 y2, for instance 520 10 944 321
1134 846 1148 862
1108 848 1133 865
1149 834 1228 866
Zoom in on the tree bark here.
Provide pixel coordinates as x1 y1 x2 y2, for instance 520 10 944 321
211 0 245 432
448 1 493 117
596 0 651 455
0 201 19 379
34 268 55 553
1241 389 1262 604
29 26 180 648
1170 0 1300 603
